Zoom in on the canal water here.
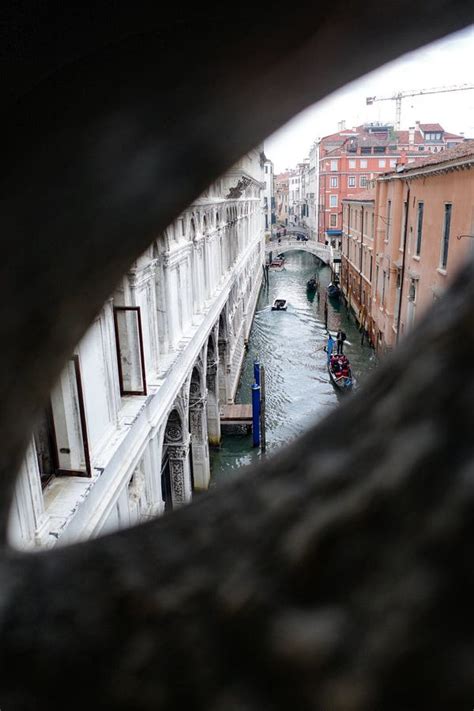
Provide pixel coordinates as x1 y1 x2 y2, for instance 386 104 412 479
210 250 376 484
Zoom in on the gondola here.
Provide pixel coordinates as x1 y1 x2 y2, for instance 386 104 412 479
327 281 341 299
271 299 287 311
306 276 319 293
326 337 353 393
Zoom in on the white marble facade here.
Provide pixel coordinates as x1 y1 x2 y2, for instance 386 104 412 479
9 149 266 549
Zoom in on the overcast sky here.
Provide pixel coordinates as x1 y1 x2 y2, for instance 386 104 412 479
265 25 474 173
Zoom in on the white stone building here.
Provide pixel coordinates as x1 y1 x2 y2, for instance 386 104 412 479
10 150 265 549
307 142 319 241
288 160 309 225
262 157 275 233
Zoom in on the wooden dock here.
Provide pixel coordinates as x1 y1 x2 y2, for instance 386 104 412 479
220 404 252 426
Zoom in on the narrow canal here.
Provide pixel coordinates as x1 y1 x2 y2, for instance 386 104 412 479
210 250 377 484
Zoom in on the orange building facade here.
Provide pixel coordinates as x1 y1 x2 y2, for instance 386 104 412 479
318 122 464 245
341 189 376 338
371 142 474 353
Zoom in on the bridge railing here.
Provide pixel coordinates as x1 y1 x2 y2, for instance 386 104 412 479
265 238 331 264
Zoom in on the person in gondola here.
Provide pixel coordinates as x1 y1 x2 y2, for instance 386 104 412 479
336 329 346 355
326 335 334 363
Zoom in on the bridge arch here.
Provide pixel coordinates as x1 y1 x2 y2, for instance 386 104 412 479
265 238 331 265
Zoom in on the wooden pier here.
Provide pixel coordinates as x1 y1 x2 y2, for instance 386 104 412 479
220 404 252 426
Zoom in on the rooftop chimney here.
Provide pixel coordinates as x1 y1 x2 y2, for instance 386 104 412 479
396 150 408 171
337 120 346 131
408 126 415 145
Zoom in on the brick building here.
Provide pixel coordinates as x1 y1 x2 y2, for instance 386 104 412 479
317 121 465 245
371 141 474 352
341 188 376 336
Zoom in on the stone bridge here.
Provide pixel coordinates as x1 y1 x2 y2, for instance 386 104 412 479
266 238 331 264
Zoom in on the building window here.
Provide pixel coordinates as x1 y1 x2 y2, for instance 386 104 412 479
330 214 337 227
34 355 92 487
369 255 373 282
374 146 386 154
330 160 338 171
418 146 425 151
400 200 407 250
349 159 356 169
348 176 356 187
386 200 392 243
330 176 338 188
415 201 424 256
360 159 368 168
359 175 368 187
382 270 386 307
371 212 374 238
390 159 396 167
440 203 452 269
265 165 268 173
378 159 386 168
330 195 338 207
408 279 417 303
113 307 147 396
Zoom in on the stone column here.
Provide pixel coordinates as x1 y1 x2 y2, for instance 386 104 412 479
166 265 180 348
192 241 202 314
167 439 192 506
218 337 229 405
155 258 170 356
203 236 212 301
189 399 210 491
128 259 160 377
206 363 221 446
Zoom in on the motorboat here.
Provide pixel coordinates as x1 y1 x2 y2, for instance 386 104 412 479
271 299 287 311
269 257 285 271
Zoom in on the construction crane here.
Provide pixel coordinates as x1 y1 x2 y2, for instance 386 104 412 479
366 84 474 130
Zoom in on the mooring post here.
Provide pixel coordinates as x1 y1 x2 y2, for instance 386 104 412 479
254 359 260 387
324 296 328 330
251 382 261 447
260 365 266 452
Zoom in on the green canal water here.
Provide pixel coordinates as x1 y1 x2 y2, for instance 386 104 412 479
210 250 377 485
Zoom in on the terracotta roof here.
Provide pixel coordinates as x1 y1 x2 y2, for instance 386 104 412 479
321 129 358 143
444 132 464 140
358 134 391 147
342 188 375 202
419 123 444 132
388 140 474 175
396 130 425 145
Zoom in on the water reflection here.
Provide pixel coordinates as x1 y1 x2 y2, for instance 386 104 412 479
210 251 376 483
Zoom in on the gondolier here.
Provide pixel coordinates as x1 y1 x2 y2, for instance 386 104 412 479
336 329 346 355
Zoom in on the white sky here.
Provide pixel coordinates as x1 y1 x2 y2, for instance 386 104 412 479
265 25 474 173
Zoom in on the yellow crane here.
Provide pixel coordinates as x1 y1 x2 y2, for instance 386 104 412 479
366 84 474 130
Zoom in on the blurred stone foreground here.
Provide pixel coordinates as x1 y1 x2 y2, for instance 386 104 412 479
0 2 472 709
